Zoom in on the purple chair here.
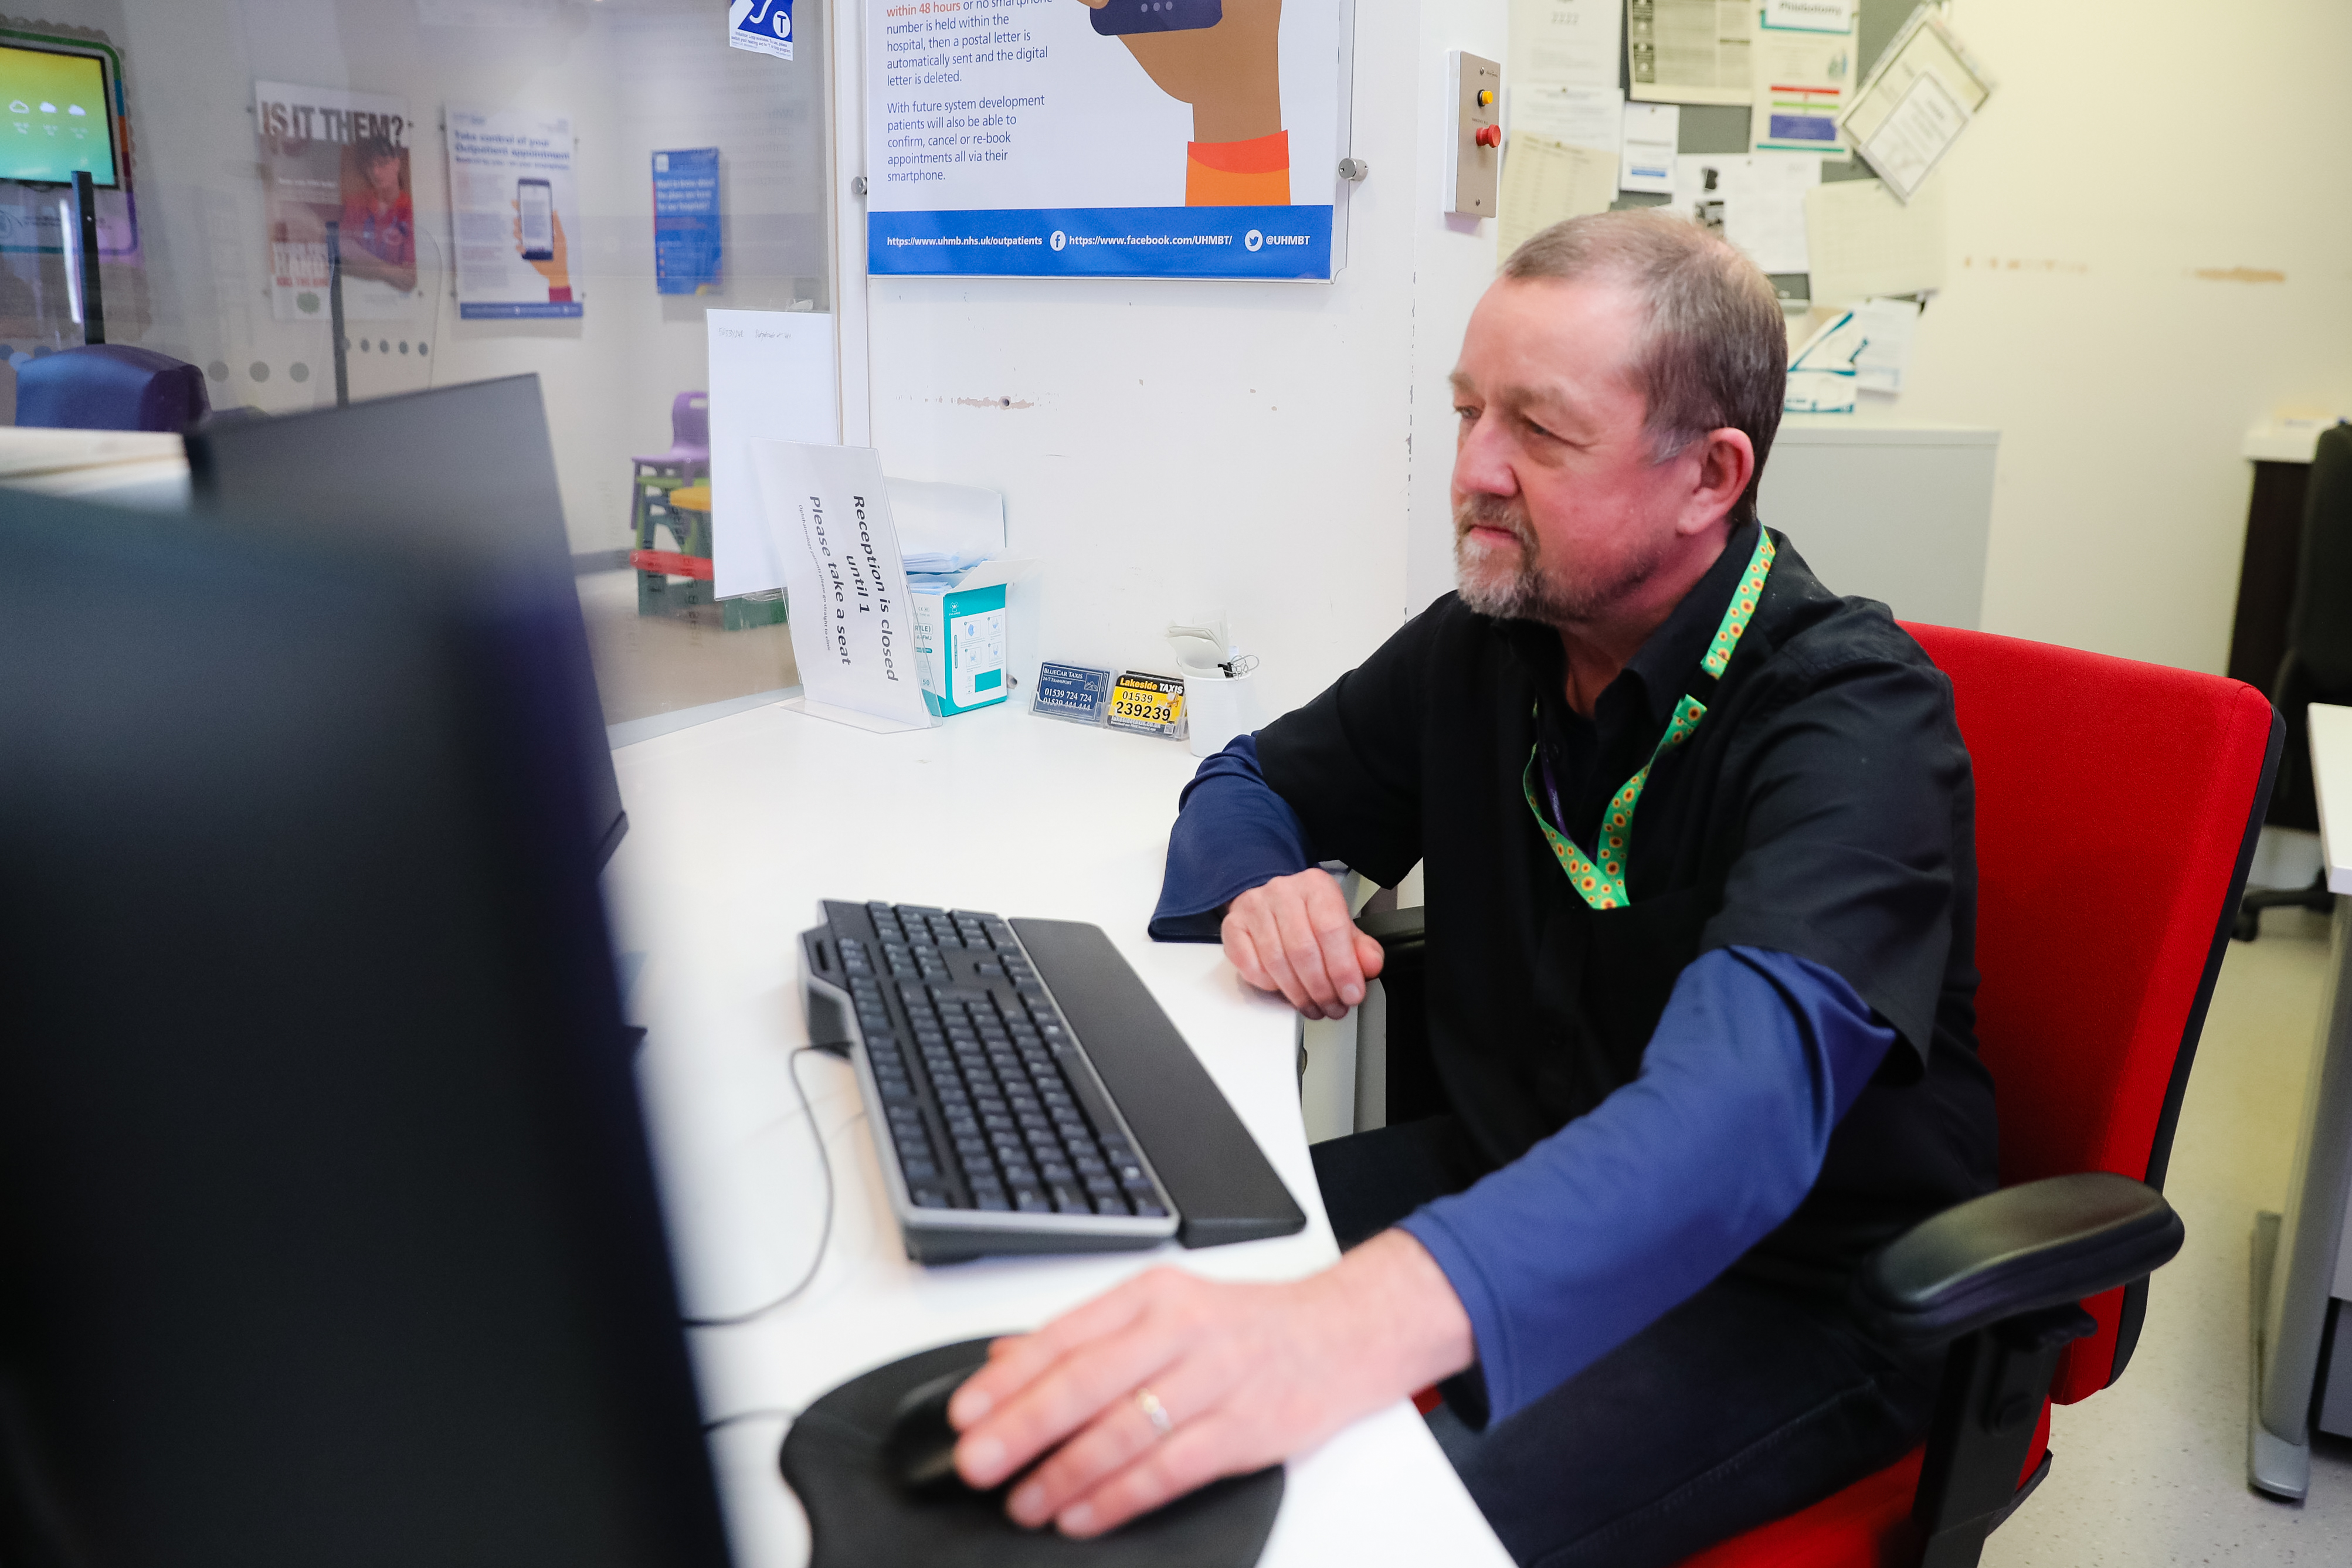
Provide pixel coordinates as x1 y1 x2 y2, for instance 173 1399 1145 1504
630 389 710 549
633 391 709 481
15 345 211 433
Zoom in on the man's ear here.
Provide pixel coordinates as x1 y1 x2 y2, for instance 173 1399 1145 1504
1679 427 1755 537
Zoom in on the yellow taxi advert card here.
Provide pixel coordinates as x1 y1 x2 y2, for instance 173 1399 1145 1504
1106 671 1187 738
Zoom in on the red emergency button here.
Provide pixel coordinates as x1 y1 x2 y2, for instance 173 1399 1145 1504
1475 124 1501 149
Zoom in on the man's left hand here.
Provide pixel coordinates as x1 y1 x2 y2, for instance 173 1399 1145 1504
946 1229 1474 1538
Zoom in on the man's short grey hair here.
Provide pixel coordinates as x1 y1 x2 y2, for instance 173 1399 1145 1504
1501 209 1786 525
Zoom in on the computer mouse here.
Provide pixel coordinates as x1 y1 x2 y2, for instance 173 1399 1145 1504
883 1368 976 1495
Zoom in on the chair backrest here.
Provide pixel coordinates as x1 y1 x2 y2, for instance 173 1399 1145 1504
1905 623 2279 1403
15 345 210 433
2290 422 2352 691
670 390 708 450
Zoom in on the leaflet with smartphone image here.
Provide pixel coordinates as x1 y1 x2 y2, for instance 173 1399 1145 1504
445 103 583 319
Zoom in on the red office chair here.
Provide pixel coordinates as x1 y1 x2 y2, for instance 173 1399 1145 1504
1675 625 2282 1567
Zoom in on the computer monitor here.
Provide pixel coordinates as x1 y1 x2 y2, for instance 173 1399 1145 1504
0 40 119 188
0 491 731 1568
185 374 627 868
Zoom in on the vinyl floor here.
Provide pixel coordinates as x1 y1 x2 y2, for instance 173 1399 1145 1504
1984 904 2352 1565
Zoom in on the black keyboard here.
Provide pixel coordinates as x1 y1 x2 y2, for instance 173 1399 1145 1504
799 901 1305 1264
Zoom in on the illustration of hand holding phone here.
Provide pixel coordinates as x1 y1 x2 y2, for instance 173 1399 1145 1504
517 178 554 261
1087 0 1221 36
1073 0 1287 206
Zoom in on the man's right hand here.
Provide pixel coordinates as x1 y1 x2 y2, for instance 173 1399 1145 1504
1220 869 1384 1021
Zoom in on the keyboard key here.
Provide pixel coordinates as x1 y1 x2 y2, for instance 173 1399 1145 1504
961 1153 995 1176
1131 1199 1168 1218
1094 1194 1130 1216
901 1159 938 1179
909 1185 955 1209
1040 1161 1074 1183
1047 1183 1088 1215
1082 1175 1118 1197
1013 1187 1051 1214
975 1192 1013 1212
1000 1162 1037 1186
876 1082 915 1102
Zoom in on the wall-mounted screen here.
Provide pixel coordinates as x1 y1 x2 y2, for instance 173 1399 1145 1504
0 43 116 188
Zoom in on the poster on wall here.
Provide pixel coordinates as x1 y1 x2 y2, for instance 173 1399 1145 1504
653 148 722 295
866 0 1345 280
444 103 582 319
254 81 419 323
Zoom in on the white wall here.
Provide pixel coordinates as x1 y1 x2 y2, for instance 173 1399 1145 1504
863 0 1509 719
1834 0 2352 674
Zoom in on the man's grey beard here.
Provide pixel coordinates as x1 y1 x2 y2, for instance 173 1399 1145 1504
1452 494 1672 624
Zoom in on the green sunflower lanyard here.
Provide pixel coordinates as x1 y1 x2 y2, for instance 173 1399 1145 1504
1522 530 1776 911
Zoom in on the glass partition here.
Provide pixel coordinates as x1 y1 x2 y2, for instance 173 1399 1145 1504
4 0 837 728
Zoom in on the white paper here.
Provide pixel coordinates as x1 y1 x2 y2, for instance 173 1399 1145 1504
1803 176 1944 306
751 440 935 730
886 478 1005 567
1841 8 1994 203
1628 0 1753 106
1619 101 1679 194
1750 0 1855 156
707 310 841 599
1784 307 1866 413
1509 0 1623 91
1672 152 1819 274
1850 297 1922 395
1499 134 1620 259
1510 83 1624 153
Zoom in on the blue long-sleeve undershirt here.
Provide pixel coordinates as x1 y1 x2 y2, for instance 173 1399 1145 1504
1148 739 1896 1428
1398 944 1891 1426
1148 735 1315 942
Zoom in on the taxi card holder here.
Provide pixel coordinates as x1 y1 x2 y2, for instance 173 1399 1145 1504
1106 670 1187 740
1031 660 1113 726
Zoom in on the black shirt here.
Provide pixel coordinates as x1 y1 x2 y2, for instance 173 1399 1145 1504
1255 523 1999 1281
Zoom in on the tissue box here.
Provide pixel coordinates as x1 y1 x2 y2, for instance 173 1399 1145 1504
911 558 1036 717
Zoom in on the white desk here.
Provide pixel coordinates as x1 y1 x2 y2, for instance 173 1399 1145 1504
603 697 1511 1567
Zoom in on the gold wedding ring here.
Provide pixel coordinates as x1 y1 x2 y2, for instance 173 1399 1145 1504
1134 1386 1174 1439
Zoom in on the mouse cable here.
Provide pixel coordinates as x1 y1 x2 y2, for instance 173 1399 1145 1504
680 1046 839 1329
701 1407 801 1433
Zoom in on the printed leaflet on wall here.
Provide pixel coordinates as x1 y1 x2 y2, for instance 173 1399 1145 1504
707 308 841 600
653 148 722 295
445 103 583 318
867 0 1343 280
254 82 419 322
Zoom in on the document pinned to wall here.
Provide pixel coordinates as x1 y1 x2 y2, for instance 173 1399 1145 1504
1839 6 1994 202
1750 0 1856 157
1672 152 1819 274
1803 175 1944 306
1628 0 1753 107
1620 101 1679 194
1784 297 1919 411
708 309 841 600
1499 135 1619 259
750 440 936 733
1508 0 1623 90
1510 83 1624 154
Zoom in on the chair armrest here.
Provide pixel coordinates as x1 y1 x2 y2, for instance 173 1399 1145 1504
1356 905 1426 958
1857 1172 2184 1350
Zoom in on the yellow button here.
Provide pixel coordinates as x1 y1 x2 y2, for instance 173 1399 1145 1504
1477 89 1495 107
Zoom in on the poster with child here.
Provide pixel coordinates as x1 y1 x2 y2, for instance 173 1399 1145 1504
254 81 420 323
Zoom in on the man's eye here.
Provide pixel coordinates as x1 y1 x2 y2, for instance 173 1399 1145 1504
1455 405 1478 421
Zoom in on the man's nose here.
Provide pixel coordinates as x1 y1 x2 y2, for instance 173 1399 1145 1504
1453 415 1518 500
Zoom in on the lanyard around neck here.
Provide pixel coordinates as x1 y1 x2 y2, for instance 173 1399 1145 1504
1522 530 1776 911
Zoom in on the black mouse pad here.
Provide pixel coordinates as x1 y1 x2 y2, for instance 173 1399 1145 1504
781 1337 1284 1568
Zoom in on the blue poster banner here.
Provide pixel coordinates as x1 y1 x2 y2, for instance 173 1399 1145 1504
869 205 1333 280
653 147 721 296
728 0 795 61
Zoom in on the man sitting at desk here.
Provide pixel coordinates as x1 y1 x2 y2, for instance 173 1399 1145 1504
942 210 2000 1566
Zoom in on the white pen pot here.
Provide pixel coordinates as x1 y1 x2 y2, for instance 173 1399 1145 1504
1181 663 1263 759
